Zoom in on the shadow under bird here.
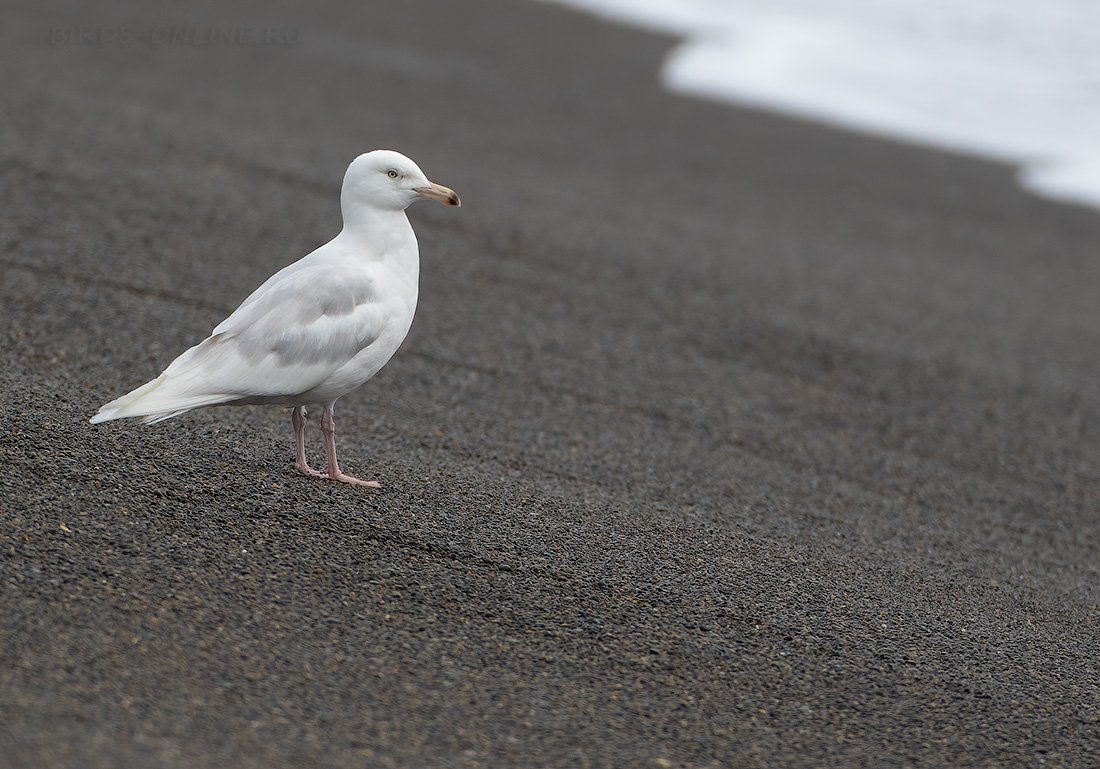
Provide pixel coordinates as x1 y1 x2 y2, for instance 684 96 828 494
91 150 461 487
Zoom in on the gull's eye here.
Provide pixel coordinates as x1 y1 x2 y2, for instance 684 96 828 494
387 169 398 179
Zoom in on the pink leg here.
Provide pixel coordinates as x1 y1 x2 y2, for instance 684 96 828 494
319 405 381 487
292 406 324 477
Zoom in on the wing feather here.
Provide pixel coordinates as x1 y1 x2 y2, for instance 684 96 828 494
91 265 387 422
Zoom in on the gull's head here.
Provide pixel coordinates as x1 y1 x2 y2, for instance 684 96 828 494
342 149 460 214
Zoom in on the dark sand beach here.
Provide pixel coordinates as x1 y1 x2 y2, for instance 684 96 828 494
3 0 1100 766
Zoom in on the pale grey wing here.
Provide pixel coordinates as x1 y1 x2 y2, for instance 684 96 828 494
179 266 386 398
91 267 387 421
210 255 361 337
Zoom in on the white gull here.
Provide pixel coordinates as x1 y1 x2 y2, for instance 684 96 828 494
91 150 460 487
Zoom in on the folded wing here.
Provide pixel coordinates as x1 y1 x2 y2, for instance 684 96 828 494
91 266 385 423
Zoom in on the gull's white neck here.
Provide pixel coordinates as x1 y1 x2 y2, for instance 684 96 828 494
340 199 414 241
332 203 420 294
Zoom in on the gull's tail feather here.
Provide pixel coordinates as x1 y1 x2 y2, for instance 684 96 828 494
90 369 237 425
90 333 254 425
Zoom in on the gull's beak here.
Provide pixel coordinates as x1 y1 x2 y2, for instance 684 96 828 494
414 181 461 206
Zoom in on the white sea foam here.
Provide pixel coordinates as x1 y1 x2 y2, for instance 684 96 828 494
545 0 1100 211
